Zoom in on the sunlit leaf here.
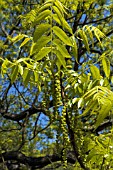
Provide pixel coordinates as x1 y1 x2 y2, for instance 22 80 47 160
54 49 66 68
34 10 51 24
34 47 51 61
78 98 84 108
102 57 110 78
11 34 27 44
53 26 73 46
11 65 18 83
30 36 51 55
90 65 100 79
78 29 89 51
54 0 67 15
23 68 30 86
34 71 38 82
79 99 97 118
83 25 94 48
95 101 112 129
18 64 23 75
38 3 52 13
20 37 31 48
1 59 12 76
33 23 51 42
53 39 71 58
91 26 106 47
72 97 79 104
71 36 78 62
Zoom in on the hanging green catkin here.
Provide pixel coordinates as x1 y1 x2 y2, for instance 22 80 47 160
53 72 62 119
61 104 69 169
54 73 62 106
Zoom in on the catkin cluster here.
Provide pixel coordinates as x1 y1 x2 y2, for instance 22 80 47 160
54 73 62 106
61 104 69 169
53 73 62 118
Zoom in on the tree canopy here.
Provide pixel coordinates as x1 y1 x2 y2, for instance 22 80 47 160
0 0 113 169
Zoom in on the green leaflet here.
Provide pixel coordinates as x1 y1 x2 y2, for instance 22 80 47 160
11 65 18 83
37 3 52 13
30 36 51 55
79 73 88 83
23 61 33 69
72 97 79 104
78 29 89 51
52 4 72 34
34 47 51 61
53 39 71 58
52 26 73 46
20 37 30 48
1 59 12 76
52 5 63 25
41 60 50 71
83 25 94 48
95 101 112 129
18 64 23 75
91 26 106 47
23 68 30 86
16 58 31 63
71 36 78 62
23 9 36 24
78 98 84 108
62 18 73 35
82 85 113 128
77 85 83 94
11 34 26 43
45 67 52 75
54 0 67 15
79 99 97 118
53 14 72 34
111 76 113 84
11 34 27 44
103 78 110 89
33 24 51 42
86 148 98 163
54 49 66 68
34 71 38 82
102 57 110 78
34 10 51 24
52 14 61 25
66 76 74 84
90 65 100 79
83 87 97 99
98 86 112 95
93 91 106 102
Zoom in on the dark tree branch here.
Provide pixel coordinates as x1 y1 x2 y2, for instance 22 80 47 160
0 151 76 169
95 121 112 133
80 14 113 25
90 49 102 55
0 107 48 121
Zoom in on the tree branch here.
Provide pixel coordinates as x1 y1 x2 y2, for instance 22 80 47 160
0 151 76 169
0 107 48 121
78 14 113 25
